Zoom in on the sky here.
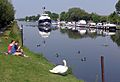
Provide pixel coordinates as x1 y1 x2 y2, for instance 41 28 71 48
12 0 118 18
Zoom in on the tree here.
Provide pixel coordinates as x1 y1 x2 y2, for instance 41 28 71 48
51 13 59 21
108 11 120 24
45 11 59 20
100 16 107 22
90 13 101 23
60 12 69 21
0 0 14 29
115 0 120 14
67 8 87 21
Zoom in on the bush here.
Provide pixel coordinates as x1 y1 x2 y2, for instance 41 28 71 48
0 0 15 29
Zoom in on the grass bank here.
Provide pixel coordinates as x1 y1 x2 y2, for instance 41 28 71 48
0 22 84 82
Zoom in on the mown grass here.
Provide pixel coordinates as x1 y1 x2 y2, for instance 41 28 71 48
0 22 84 82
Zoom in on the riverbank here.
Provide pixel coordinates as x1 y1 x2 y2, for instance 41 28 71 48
0 22 83 82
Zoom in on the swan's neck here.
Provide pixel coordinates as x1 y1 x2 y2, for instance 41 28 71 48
63 60 67 66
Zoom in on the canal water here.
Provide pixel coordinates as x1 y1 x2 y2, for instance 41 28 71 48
18 21 120 82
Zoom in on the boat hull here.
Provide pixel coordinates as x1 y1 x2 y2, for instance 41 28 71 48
38 19 51 27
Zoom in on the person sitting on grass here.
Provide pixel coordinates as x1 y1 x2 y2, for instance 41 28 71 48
7 40 28 57
7 40 15 54
14 41 24 54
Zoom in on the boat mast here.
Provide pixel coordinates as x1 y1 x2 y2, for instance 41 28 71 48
42 7 46 14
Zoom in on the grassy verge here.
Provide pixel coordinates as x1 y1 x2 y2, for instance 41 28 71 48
0 22 84 82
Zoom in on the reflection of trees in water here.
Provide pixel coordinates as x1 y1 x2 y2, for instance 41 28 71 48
60 29 97 39
60 29 120 47
111 30 120 46
60 29 84 39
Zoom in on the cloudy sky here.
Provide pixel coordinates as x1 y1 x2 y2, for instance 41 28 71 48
12 0 118 18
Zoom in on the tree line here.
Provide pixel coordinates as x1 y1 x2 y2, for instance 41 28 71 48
24 8 120 24
23 0 120 24
0 0 15 30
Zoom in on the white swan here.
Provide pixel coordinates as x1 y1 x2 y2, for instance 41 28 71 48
49 60 68 74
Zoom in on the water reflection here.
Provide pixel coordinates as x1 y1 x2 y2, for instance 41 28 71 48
18 21 120 82
111 30 120 46
38 27 51 38
37 26 51 48
60 28 117 40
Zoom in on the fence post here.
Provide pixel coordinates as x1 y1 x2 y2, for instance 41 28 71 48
21 25 23 47
101 56 105 82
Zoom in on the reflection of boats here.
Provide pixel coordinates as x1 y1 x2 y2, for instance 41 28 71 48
96 29 103 35
96 29 116 36
78 28 87 34
87 28 96 33
103 31 116 36
38 26 51 32
38 27 51 38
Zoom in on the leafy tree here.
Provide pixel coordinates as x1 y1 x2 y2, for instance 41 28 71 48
115 0 120 14
0 0 14 29
60 12 66 21
60 7 90 22
25 16 29 21
51 13 59 21
45 11 59 20
108 11 120 24
67 7 88 21
45 11 52 17
100 16 108 22
90 13 101 23
60 11 69 21
25 14 40 21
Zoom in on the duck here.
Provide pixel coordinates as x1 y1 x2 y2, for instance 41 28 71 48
55 53 60 58
78 50 80 54
37 44 41 47
49 60 68 74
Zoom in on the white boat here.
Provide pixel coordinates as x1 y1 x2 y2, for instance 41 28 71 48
77 20 87 27
38 14 51 26
88 22 96 28
103 23 116 30
96 23 103 29
38 7 51 26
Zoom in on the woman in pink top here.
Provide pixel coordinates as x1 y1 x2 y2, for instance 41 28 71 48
7 40 15 54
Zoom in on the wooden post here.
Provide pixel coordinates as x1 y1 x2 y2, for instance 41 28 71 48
21 25 23 47
101 56 105 82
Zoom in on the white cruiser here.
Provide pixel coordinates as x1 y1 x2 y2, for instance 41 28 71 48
38 14 51 26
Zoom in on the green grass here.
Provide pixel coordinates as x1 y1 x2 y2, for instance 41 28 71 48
0 22 84 82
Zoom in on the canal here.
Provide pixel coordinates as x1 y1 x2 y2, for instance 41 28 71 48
18 21 120 82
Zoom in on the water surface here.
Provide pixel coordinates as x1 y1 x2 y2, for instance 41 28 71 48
18 21 120 82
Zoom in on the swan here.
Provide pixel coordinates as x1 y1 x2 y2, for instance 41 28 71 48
49 60 68 74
